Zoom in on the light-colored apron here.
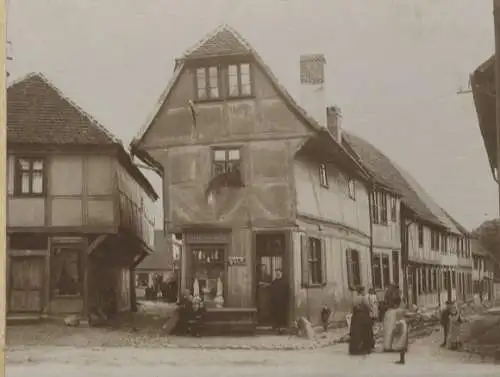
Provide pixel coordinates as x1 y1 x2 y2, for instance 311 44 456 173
383 308 398 350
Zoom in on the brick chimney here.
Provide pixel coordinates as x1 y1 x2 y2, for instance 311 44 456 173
300 54 327 128
327 106 342 142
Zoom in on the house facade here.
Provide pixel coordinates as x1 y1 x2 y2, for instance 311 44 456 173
132 25 473 326
343 133 472 310
131 25 379 326
7 74 157 318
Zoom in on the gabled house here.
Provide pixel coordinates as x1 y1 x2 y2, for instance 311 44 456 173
131 24 374 326
343 133 472 309
7 73 158 319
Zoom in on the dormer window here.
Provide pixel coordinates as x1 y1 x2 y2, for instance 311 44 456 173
228 63 252 97
195 66 220 100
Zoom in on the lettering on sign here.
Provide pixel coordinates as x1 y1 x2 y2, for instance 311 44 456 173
228 256 246 266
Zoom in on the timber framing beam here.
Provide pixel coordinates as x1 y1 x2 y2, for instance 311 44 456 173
86 235 107 256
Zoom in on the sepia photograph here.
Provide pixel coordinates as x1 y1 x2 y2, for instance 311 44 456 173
3 1 500 376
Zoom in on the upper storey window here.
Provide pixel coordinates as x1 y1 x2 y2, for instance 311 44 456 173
194 62 253 101
15 157 45 196
196 66 220 100
228 63 251 97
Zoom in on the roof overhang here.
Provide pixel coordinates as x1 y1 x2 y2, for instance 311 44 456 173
471 55 497 180
296 129 371 182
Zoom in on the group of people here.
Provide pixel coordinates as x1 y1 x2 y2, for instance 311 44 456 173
348 283 406 356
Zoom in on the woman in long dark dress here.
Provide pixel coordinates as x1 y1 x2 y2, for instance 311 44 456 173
349 286 373 355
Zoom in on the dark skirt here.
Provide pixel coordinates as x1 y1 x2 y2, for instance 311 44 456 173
349 306 373 355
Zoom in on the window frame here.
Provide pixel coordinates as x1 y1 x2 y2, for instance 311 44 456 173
390 196 397 221
347 177 356 200
346 248 361 290
211 147 242 176
308 237 323 285
194 65 221 101
418 224 424 248
190 245 227 303
319 163 328 188
380 192 388 225
372 253 382 290
227 62 253 98
381 254 390 288
14 156 46 197
371 192 380 224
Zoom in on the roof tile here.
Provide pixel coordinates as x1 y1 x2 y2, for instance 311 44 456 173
8 73 119 145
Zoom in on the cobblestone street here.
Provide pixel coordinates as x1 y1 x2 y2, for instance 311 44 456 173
6 330 500 377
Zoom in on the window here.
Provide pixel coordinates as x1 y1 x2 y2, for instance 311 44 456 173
441 235 447 254
213 148 241 175
346 249 361 289
347 178 356 199
432 269 438 292
228 63 252 97
14 157 44 196
372 254 382 289
191 246 225 303
195 66 220 100
51 246 82 296
392 251 400 286
422 267 428 293
430 230 440 251
452 271 456 289
319 163 328 188
417 267 422 295
382 254 390 288
380 193 388 225
300 235 326 286
308 238 324 285
136 273 149 288
371 192 380 224
10 233 48 250
390 197 397 221
418 224 424 248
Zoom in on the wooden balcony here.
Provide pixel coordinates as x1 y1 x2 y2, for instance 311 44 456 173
118 189 155 248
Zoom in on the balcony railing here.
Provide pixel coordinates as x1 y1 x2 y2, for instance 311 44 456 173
118 189 155 248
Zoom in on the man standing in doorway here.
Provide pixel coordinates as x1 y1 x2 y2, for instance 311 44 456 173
270 269 289 334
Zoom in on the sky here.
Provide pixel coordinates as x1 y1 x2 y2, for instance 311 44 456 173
7 0 498 231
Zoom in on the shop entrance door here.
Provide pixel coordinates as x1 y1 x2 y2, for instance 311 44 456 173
255 232 287 326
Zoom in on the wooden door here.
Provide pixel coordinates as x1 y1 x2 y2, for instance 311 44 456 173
255 233 286 325
9 256 45 313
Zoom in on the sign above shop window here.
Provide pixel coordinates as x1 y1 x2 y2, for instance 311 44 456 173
228 256 246 266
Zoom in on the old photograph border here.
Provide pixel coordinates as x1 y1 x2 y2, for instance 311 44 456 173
1 0 7 376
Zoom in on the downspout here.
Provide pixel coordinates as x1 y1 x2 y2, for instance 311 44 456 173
401 206 410 308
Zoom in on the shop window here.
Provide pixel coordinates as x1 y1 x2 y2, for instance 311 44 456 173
51 246 82 297
191 246 225 303
372 254 382 289
346 249 361 290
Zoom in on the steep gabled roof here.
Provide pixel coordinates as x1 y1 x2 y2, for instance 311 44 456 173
343 131 463 233
182 24 252 59
131 25 368 179
8 73 120 145
8 73 159 200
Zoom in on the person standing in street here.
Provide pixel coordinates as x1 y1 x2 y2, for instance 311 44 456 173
367 288 379 349
269 269 289 334
440 301 453 347
349 286 373 355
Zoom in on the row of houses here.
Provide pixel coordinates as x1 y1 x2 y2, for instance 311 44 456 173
130 25 485 327
7 25 494 327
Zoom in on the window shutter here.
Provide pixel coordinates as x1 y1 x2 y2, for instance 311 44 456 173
321 238 327 285
346 249 352 289
352 249 361 287
300 234 309 287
